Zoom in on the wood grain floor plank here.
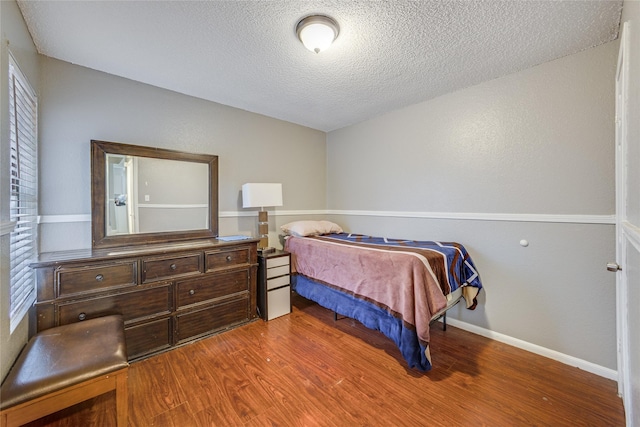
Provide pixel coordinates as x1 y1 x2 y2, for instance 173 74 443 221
208 342 283 421
126 351 188 426
24 294 624 427
143 402 199 427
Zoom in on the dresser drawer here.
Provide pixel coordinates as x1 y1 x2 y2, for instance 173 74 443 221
176 270 250 309
141 253 202 283
174 296 250 344
57 283 173 325
125 317 172 360
56 261 137 297
205 247 251 271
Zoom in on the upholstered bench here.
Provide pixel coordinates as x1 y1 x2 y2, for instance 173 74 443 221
0 315 129 427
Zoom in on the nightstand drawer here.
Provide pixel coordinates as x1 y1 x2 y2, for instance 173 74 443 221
267 275 289 291
266 265 289 279
141 253 202 283
267 286 290 321
266 256 289 269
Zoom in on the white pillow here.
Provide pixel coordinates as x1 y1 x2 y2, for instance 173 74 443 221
280 220 343 237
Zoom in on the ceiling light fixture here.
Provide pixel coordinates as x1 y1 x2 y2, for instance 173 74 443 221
296 15 339 54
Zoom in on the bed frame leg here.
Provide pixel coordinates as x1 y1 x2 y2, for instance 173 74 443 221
443 311 447 331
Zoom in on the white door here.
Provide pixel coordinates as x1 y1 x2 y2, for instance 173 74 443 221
614 22 639 427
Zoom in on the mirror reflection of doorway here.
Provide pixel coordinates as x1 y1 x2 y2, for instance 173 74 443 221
107 155 136 235
107 157 126 234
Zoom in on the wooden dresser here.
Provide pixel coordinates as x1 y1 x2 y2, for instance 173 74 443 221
30 238 259 361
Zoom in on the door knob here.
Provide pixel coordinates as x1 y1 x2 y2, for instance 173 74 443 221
606 262 621 272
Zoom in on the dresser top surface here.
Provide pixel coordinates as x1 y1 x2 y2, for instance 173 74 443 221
31 238 260 267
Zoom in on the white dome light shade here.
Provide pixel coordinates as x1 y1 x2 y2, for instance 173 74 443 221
296 15 339 53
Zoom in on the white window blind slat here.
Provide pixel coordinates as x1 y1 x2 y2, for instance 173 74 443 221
8 52 38 333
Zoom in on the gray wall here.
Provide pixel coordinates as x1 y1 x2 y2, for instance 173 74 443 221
327 41 619 371
1 0 626 384
135 157 209 233
0 0 40 380
37 56 326 252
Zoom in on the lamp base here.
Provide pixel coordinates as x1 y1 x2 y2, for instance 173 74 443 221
258 210 269 249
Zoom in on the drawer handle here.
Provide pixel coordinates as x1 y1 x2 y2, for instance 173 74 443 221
95 274 104 282
170 263 177 270
189 289 195 296
78 312 87 321
226 255 232 262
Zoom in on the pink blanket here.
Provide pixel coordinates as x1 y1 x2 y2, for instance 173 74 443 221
287 236 449 346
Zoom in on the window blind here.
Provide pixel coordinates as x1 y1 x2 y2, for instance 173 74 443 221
8 53 38 333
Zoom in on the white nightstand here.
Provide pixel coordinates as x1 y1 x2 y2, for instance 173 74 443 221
257 250 291 320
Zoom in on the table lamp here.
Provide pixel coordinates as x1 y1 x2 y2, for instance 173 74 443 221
242 183 283 252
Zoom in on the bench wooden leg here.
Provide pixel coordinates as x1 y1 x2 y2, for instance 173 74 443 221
115 369 129 427
0 367 128 427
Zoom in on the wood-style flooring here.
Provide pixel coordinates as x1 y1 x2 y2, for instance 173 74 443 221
25 294 625 426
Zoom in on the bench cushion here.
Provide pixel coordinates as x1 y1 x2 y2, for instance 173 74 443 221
0 315 128 410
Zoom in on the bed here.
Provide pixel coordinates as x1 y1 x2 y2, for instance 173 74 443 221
282 223 482 372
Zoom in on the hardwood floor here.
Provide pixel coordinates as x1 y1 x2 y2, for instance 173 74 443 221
26 294 625 426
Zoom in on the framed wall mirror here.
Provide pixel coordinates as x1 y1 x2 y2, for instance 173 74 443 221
91 140 218 249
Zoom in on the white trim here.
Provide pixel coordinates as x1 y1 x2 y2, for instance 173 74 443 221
443 317 617 380
38 214 91 224
327 210 615 225
0 221 17 236
221 210 327 218
39 210 615 225
137 203 208 209
615 22 632 424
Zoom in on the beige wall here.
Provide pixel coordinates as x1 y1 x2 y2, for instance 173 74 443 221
327 41 619 372
37 56 326 253
0 0 40 380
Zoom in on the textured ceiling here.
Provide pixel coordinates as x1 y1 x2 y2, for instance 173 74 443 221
17 1 622 132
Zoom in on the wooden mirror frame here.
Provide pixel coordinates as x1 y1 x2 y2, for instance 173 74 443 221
91 140 219 249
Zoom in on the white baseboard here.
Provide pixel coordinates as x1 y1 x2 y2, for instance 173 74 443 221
443 317 618 381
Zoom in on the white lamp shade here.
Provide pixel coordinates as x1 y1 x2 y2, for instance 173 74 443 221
242 183 283 208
